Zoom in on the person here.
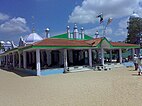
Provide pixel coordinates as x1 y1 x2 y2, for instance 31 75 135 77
133 54 138 70
137 56 142 75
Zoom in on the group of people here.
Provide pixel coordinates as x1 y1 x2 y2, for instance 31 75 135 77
133 54 142 75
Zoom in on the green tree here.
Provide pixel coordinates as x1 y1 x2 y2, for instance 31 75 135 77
126 17 142 44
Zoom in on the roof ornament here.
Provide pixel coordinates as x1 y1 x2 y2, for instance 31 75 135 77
45 28 50 38
81 27 84 39
95 30 99 38
67 25 70 30
67 25 70 39
73 23 79 39
74 23 77 29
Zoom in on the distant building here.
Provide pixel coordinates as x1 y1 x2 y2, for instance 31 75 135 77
127 12 142 46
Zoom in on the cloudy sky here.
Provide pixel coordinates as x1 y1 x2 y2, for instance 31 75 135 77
0 0 142 43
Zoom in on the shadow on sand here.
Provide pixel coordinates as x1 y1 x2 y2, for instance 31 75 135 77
131 73 141 76
0 68 35 77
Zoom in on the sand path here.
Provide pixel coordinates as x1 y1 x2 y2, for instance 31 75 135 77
0 67 142 106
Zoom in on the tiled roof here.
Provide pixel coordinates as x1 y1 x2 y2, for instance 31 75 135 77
33 38 92 47
86 38 102 46
33 37 139 48
110 42 139 47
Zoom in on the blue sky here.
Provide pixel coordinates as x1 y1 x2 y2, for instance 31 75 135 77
0 0 142 44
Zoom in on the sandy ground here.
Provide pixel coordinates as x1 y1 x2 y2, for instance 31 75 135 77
0 67 142 106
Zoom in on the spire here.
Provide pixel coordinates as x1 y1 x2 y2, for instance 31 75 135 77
19 36 26 46
73 23 79 39
67 25 70 39
81 27 84 39
45 28 50 38
11 41 17 48
74 23 77 29
95 30 99 38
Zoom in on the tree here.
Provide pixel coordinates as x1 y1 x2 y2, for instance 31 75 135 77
126 17 142 44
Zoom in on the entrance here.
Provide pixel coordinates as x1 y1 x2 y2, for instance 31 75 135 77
51 50 59 66
72 50 89 66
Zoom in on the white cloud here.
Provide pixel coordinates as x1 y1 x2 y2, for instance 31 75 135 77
0 13 9 21
68 0 141 24
114 18 128 37
0 17 29 35
118 18 128 29
114 28 127 37
85 18 128 41
85 26 112 37
135 6 142 17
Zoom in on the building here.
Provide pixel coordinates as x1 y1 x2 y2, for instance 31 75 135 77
0 24 140 76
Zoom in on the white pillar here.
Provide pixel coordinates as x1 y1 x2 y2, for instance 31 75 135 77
132 48 135 61
64 49 68 72
119 49 122 63
12 53 15 67
101 48 104 65
23 51 26 69
36 49 41 76
18 52 21 68
89 48 92 67
110 50 112 63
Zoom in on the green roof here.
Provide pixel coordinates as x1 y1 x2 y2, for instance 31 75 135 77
51 33 93 40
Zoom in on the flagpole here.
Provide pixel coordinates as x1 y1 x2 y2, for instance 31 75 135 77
103 18 113 37
103 24 108 37
96 13 112 37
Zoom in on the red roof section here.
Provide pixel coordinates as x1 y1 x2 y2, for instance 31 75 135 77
85 38 102 46
110 42 139 47
31 37 139 48
33 38 91 47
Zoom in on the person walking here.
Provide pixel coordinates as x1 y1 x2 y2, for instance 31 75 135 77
138 56 142 75
133 54 138 70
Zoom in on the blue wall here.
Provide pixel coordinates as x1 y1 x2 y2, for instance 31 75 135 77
24 69 37 75
15 68 64 76
15 68 37 76
123 61 134 67
41 68 64 76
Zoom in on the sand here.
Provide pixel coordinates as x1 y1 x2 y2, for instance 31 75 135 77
0 67 142 106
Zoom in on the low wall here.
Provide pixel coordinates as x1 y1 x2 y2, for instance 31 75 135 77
15 68 37 76
41 68 64 76
123 61 134 67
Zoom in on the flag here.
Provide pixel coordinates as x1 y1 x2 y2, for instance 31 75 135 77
96 13 103 24
107 18 113 25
